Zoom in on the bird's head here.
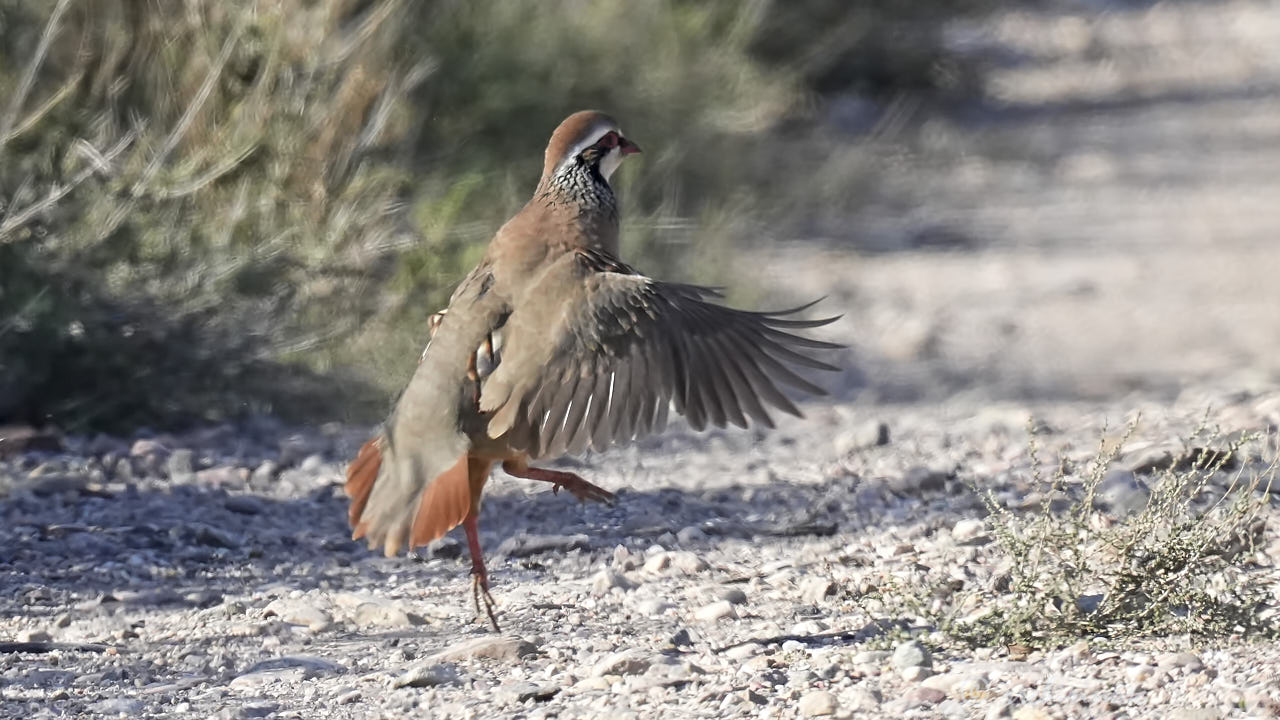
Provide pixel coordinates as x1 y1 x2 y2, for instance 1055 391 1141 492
542 110 641 184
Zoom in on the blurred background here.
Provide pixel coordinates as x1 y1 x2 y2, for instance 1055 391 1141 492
1 0 1277 433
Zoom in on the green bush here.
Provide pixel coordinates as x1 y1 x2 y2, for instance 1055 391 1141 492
0 0 985 431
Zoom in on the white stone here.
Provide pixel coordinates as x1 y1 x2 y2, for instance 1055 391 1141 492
694 600 737 622
798 690 838 717
952 518 987 543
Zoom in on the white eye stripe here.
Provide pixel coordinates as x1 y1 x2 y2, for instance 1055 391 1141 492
562 124 624 165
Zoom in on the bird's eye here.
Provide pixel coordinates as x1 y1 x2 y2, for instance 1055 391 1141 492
597 132 619 150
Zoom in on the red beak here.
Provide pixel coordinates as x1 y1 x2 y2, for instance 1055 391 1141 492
620 137 641 155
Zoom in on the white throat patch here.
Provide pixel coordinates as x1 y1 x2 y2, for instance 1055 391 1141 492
598 146 623 180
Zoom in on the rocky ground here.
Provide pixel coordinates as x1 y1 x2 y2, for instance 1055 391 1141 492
5 0 1280 718
2 391 1279 720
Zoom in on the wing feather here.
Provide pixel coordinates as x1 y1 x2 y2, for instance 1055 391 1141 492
481 249 840 458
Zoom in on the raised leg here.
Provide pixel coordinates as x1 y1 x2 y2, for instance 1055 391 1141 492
501 460 617 506
462 513 499 632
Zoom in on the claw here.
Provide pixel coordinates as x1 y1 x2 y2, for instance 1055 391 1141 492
472 572 500 632
463 514 500 632
502 461 616 506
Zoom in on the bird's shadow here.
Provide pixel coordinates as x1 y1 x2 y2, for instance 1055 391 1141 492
0 456 882 620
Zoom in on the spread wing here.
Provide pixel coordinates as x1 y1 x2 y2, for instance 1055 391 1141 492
479 248 841 459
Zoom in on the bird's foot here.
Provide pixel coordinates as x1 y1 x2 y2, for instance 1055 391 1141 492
550 473 617 506
502 462 617 506
471 570 500 632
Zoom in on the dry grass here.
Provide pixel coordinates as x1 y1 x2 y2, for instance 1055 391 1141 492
856 418 1278 652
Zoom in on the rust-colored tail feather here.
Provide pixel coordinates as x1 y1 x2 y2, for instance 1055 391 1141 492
346 434 487 555
346 437 383 535
408 455 488 548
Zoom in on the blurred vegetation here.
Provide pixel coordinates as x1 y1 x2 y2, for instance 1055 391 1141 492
0 0 989 432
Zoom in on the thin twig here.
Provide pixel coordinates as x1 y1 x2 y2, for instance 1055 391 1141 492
0 287 50 338
0 131 137 241
82 11 247 243
150 143 260 200
0 0 74 160
3 70 84 145
130 14 247 197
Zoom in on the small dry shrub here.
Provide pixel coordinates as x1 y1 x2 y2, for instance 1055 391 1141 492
855 416 1278 651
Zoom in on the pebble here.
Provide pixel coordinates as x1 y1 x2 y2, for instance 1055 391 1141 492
184 590 223 607
574 676 613 691
676 526 709 545
198 466 244 487
591 569 637 595
837 420 891 454
611 544 636 569
790 619 828 635
166 448 195 479
17 629 51 643
635 598 674 615
952 518 988 544
494 533 590 557
904 686 947 706
394 662 459 688
892 640 932 669
264 600 332 632
88 698 144 715
799 577 835 603
592 649 652 677
986 698 1014 719
643 552 672 573
1166 708 1223 720
725 643 762 660
430 635 537 663
1011 707 1052 720
889 466 948 495
852 650 891 665
694 600 737 622
847 688 882 711
1156 652 1205 671
713 586 748 605
497 681 560 704
334 689 362 705
130 439 168 457
901 665 932 682
250 460 279 486
1125 664 1156 683
668 550 709 573
797 689 838 716
877 542 914 558
353 602 419 629
1097 469 1150 515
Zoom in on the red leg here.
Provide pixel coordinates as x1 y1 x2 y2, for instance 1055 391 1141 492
501 461 616 505
462 513 499 631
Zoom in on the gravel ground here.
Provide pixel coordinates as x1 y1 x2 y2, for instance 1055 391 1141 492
6 0 1280 718
2 394 1279 720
